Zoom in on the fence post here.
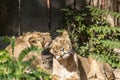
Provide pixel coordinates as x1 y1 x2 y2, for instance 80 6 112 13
74 0 76 9
47 0 51 31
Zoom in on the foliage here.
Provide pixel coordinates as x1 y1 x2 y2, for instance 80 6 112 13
0 36 10 44
10 36 16 55
0 37 50 80
59 6 120 68
87 6 120 19
90 53 120 68
18 46 44 61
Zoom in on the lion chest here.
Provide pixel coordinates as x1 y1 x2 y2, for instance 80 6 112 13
52 58 79 80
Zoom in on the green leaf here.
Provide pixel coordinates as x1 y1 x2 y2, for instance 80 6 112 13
18 46 43 61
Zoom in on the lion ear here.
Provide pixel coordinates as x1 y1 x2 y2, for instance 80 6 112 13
61 30 69 38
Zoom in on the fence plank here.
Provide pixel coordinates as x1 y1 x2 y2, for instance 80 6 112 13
0 0 119 36
50 0 74 31
21 0 48 33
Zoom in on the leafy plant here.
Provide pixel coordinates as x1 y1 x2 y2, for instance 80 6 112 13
0 46 50 80
18 46 44 61
87 6 120 19
10 36 16 55
1 36 10 44
1 36 16 54
59 6 120 68
90 53 120 68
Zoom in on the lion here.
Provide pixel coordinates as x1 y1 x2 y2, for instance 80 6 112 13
50 30 80 80
5 31 53 73
50 30 115 80
5 31 51 58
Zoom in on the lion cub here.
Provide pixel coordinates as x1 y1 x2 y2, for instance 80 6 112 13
5 31 53 73
50 30 80 80
5 31 51 58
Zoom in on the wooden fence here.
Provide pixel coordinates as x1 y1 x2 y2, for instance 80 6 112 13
0 0 119 36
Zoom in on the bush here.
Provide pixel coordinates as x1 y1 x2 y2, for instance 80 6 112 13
0 37 50 80
59 6 120 68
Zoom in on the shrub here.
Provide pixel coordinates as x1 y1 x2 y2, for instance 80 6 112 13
0 37 50 80
59 6 120 68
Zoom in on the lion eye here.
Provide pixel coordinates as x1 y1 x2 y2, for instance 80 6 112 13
60 48 66 55
60 48 64 52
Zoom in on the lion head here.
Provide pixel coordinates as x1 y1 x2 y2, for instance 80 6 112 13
50 30 74 60
21 31 52 48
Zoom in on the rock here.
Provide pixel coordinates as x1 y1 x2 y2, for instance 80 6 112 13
103 63 115 80
113 68 120 80
78 56 115 80
113 48 120 57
